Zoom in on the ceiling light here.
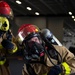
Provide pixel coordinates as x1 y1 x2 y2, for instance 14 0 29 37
35 12 39 15
74 19 75 21
16 0 21 4
69 12 72 15
72 16 74 18
27 7 32 10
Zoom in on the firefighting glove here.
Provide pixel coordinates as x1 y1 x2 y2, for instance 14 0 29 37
6 30 12 41
47 65 62 75
1 39 14 50
0 30 5 37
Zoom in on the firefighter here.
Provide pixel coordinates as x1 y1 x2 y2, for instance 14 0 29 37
17 24 75 75
0 16 18 75
0 1 18 75
0 1 14 19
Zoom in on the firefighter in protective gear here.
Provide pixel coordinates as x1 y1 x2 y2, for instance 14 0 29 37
0 1 14 20
0 17 17 75
0 0 15 31
18 24 75 75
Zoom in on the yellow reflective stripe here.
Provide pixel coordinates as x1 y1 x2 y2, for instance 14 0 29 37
12 46 18 53
8 46 18 54
62 62 71 74
0 59 6 65
43 73 47 75
0 44 3 49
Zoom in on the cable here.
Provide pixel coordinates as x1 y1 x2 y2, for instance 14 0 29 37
40 33 63 66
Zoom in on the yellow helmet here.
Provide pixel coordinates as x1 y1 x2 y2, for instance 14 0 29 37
0 16 9 31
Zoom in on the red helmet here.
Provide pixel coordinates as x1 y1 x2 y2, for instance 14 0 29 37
18 24 40 41
0 1 14 19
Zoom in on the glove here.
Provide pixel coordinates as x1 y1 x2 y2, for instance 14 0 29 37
1 39 14 50
0 30 5 37
47 65 62 75
6 30 12 41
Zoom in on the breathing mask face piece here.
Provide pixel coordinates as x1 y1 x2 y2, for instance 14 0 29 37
24 40 45 60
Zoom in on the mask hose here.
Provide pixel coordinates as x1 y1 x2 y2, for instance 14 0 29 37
40 33 62 66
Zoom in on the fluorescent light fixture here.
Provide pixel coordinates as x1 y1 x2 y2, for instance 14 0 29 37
69 12 72 15
27 7 32 10
16 0 21 4
35 12 39 15
74 19 75 21
72 16 74 18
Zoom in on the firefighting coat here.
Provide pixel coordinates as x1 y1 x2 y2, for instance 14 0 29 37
22 45 75 75
0 32 17 75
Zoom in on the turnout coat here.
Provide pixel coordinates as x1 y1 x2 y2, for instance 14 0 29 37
22 45 75 75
